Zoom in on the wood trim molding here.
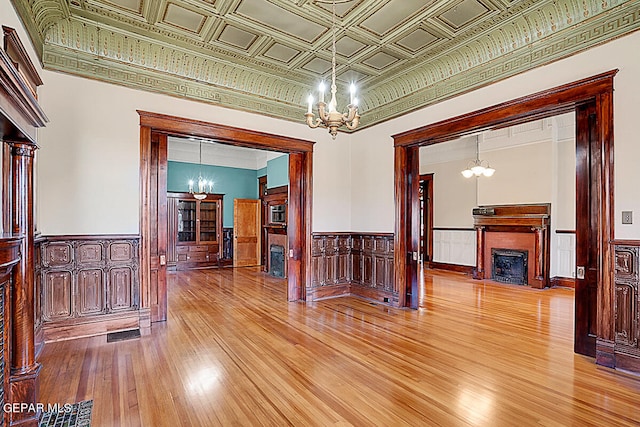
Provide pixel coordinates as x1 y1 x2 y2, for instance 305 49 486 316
311 232 394 237
550 276 576 289
392 70 618 147
429 262 474 275
266 185 288 195
2 27 42 92
0 28 47 144
433 227 475 232
138 111 314 153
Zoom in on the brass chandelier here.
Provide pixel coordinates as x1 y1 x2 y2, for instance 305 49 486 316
305 0 360 139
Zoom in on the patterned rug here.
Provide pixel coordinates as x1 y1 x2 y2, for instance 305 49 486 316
39 400 93 427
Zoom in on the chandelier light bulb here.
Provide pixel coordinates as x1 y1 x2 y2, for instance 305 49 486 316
461 169 474 178
483 167 495 177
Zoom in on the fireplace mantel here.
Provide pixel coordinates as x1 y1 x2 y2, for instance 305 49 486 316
473 204 550 288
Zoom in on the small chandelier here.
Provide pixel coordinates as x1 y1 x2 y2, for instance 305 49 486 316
188 140 213 200
461 135 495 178
305 0 360 139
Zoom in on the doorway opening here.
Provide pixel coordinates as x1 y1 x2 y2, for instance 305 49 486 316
139 111 314 325
393 70 616 360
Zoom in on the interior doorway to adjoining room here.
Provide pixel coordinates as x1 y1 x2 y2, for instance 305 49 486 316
139 111 314 325
393 71 616 359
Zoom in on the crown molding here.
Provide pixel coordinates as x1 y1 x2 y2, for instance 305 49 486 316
12 0 640 129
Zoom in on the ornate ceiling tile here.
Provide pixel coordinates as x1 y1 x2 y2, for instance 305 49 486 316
10 0 640 130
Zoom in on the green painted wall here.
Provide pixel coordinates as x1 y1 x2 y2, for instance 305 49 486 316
167 161 258 227
267 155 289 188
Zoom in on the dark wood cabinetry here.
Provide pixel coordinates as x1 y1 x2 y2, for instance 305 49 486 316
168 193 223 270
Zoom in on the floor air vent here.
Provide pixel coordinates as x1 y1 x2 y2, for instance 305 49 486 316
106 329 141 343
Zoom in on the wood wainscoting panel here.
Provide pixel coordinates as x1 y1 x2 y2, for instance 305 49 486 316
310 233 395 304
77 269 104 316
611 243 640 375
43 271 73 321
37 235 141 342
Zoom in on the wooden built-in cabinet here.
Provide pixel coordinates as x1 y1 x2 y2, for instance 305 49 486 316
168 193 223 270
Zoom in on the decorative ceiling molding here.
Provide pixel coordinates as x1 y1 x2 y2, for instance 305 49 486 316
11 0 640 130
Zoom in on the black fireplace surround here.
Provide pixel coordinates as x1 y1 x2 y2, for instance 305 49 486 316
270 245 285 278
491 248 528 285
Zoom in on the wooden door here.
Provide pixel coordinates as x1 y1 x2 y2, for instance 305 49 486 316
575 102 599 357
233 199 261 267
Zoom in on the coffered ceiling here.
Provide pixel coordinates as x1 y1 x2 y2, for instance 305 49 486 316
10 0 640 130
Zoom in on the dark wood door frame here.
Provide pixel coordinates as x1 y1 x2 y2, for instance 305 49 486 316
420 174 434 264
392 71 617 365
139 112 314 325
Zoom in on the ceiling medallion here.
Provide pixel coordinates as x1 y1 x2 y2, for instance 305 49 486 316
305 0 360 139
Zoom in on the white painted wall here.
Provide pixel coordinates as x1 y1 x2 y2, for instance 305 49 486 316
35 70 352 234
4 0 640 242
350 31 640 240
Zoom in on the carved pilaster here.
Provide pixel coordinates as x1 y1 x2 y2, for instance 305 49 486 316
8 141 39 427
533 227 545 281
474 226 485 280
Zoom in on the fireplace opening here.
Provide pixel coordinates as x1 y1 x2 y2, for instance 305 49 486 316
491 249 528 285
270 245 285 278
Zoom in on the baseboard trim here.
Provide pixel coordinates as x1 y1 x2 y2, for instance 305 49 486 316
42 311 140 343
550 276 576 289
428 262 474 275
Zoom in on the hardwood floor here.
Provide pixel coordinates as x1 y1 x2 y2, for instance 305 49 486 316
39 267 640 426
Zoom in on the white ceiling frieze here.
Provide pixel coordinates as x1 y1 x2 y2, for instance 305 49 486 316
11 0 640 129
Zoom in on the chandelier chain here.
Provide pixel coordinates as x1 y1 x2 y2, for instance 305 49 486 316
331 0 336 94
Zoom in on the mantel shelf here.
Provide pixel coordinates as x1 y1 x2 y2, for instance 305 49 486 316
473 215 550 229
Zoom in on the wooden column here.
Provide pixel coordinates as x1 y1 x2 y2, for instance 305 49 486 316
474 226 485 280
9 141 40 427
533 227 544 281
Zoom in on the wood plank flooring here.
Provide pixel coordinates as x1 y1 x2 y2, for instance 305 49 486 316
39 267 640 426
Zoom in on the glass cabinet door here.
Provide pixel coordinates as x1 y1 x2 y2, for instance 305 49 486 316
177 200 197 242
199 201 218 242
